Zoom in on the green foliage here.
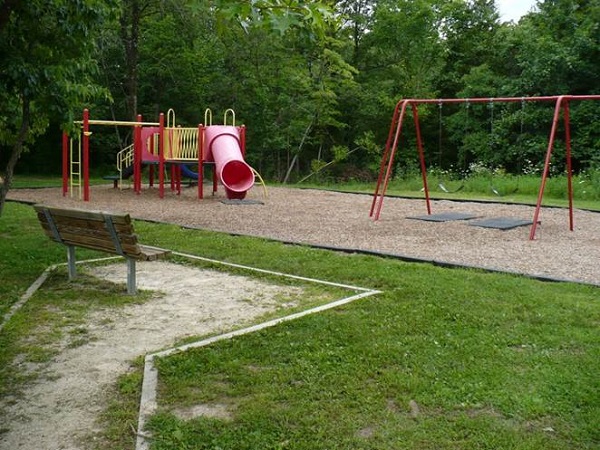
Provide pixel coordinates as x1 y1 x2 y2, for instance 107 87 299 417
0 0 118 215
3 0 600 192
0 0 116 137
211 0 336 38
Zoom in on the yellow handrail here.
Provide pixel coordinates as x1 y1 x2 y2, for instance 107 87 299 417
167 108 176 128
116 143 135 189
251 167 268 199
223 109 235 126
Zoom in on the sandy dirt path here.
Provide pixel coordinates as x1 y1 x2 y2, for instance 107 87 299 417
0 261 301 450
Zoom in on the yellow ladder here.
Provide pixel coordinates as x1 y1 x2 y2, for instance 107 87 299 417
116 144 135 189
69 132 82 199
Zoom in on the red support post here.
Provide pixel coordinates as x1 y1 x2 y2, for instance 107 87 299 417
411 103 431 215
134 114 142 194
213 166 218 194
82 109 90 201
370 100 403 218
563 100 574 231
170 164 176 191
133 119 138 193
62 131 68 197
240 125 246 157
149 136 155 188
159 113 165 199
198 124 204 199
529 96 564 240
372 100 410 221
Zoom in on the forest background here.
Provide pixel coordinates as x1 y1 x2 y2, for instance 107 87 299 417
1 0 599 212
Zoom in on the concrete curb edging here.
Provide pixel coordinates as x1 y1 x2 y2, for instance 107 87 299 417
134 251 382 450
0 256 121 334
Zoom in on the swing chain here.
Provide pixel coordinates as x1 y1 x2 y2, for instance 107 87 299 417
520 97 526 135
488 99 495 150
438 100 443 167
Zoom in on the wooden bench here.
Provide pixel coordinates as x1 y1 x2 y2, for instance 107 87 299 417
34 204 170 294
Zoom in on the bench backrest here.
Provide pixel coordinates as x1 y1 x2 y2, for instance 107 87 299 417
34 204 146 259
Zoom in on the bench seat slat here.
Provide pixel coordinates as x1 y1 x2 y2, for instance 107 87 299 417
39 223 138 244
34 206 131 224
48 236 144 257
36 213 133 234
138 245 171 261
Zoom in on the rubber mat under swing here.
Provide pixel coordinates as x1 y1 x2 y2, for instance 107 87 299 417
220 199 265 205
468 217 534 230
407 212 479 222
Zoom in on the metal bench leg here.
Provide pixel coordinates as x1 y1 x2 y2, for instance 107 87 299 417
127 258 137 295
67 245 77 280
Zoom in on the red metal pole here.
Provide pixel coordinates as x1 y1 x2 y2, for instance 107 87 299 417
563 100 574 231
198 125 204 199
411 103 431 215
159 113 165 199
373 100 410 221
82 109 90 201
213 164 218 194
134 114 142 194
149 136 155 188
62 131 68 197
530 96 564 240
370 100 403 217
133 120 138 193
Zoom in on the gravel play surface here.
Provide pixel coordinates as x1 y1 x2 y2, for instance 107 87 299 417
8 184 600 285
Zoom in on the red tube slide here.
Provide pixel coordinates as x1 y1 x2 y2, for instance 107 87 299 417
204 126 254 199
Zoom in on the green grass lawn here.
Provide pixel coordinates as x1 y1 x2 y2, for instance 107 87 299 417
1 192 599 450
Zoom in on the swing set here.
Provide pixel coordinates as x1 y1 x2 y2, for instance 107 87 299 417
370 94 600 240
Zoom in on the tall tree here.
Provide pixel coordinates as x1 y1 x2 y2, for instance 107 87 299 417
335 0 379 65
117 0 336 120
436 0 501 97
345 0 445 165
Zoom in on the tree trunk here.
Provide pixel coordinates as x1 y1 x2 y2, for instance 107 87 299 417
120 0 141 121
282 119 313 184
0 0 19 32
0 98 31 217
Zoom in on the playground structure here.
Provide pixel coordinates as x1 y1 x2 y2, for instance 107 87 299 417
63 108 256 202
370 94 600 240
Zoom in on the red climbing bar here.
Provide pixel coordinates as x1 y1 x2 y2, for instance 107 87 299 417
158 113 165 199
198 124 204 199
82 109 90 201
62 132 68 197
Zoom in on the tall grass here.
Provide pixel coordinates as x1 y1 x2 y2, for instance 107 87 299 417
306 167 600 210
